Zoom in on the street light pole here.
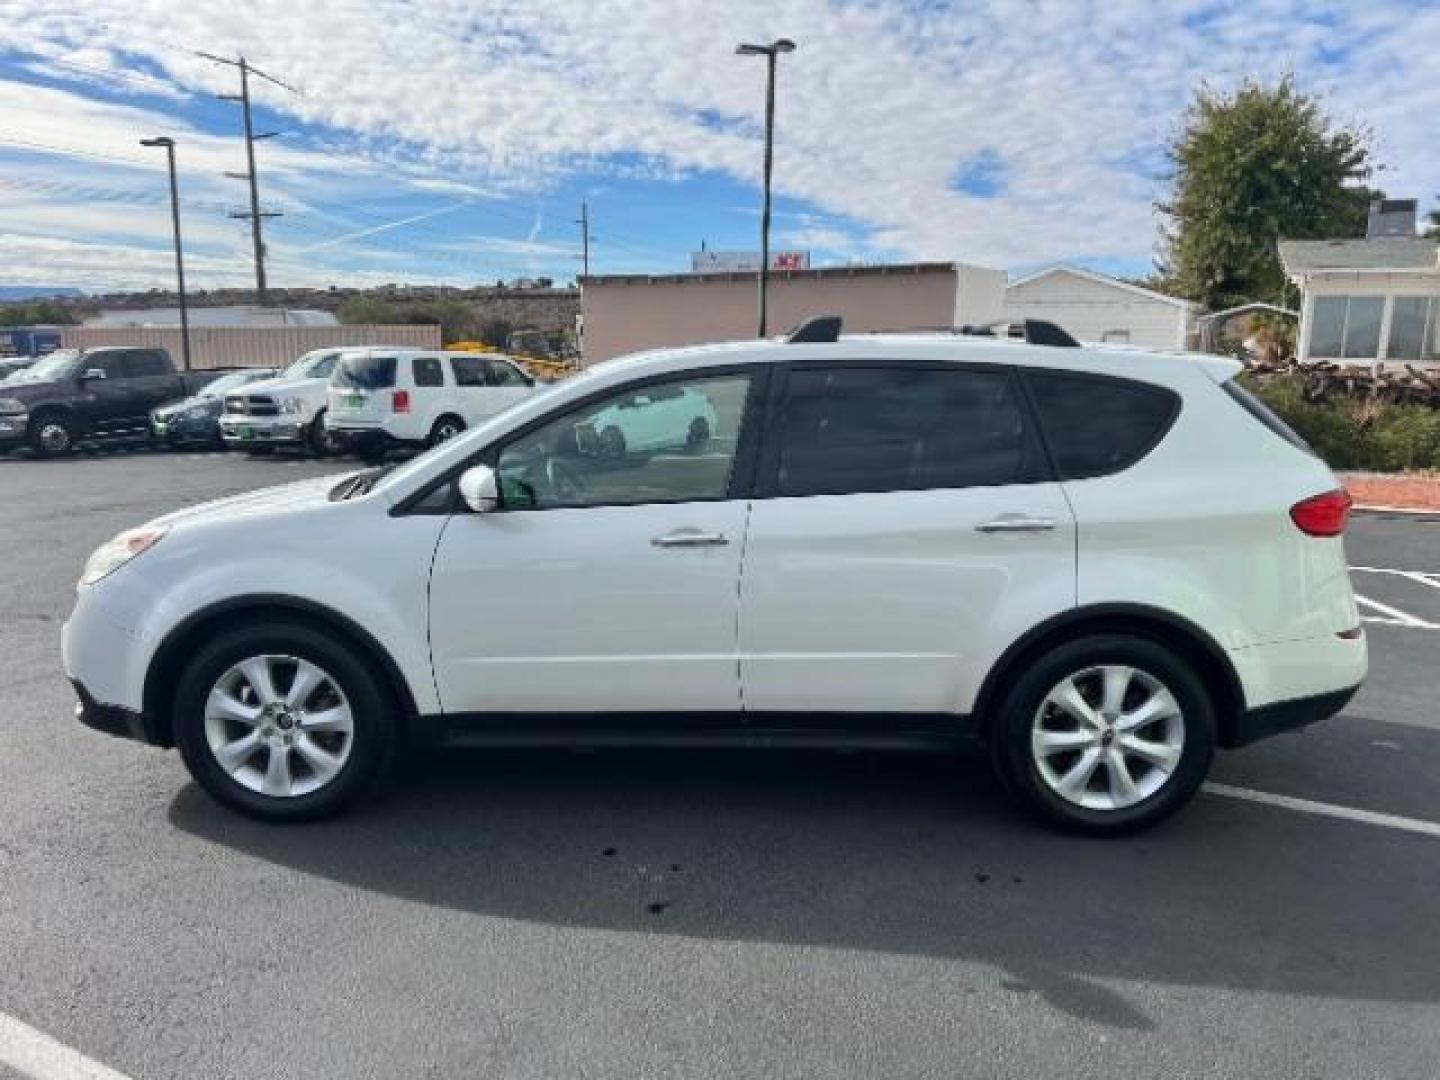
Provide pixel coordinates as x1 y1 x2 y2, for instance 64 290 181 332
140 137 192 372
736 38 796 338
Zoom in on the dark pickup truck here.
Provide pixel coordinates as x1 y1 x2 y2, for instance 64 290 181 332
0 347 230 457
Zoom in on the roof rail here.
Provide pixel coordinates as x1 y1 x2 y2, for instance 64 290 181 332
786 315 843 343
861 319 1081 348
956 319 1080 347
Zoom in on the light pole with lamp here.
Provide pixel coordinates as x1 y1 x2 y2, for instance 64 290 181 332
139 136 192 371
735 37 795 338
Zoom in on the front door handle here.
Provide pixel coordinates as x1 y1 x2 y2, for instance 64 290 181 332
975 514 1056 533
651 528 730 548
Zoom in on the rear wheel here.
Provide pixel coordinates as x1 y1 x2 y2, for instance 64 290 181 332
28 411 75 457
988 634 1215 835
172 619 397 821
428 414 465 448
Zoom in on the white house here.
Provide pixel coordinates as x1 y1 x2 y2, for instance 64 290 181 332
1003 266 1196 349
1279 212 1440 367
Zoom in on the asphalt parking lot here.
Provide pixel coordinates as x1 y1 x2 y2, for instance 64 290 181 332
1 448 1438 1080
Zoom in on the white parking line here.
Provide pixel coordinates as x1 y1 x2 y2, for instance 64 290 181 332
1354 594 1440 630
1204 782 1440 840
0 1011 133 1080
1351 565 1440 591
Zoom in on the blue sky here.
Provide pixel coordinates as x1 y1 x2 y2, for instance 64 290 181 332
0 0 1435 292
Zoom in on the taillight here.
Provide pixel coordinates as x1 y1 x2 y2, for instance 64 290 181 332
391 389 410 413
1290 490 1352 537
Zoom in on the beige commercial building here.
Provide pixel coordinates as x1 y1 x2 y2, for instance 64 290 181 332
579 262 1006 363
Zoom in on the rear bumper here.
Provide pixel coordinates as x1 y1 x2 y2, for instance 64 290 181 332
328 425 421 453
1228 683 1361 748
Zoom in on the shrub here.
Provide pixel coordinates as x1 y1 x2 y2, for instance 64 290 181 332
1239 372 1440 471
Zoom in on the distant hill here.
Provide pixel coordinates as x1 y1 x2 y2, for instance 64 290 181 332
0 286 85 301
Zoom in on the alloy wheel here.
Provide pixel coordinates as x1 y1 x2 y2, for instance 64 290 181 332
202 654 355 798
1030 664 1185 811
38 422 71 454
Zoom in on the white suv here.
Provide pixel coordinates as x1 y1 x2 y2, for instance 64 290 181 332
63 326 1366 834
325 349 536 461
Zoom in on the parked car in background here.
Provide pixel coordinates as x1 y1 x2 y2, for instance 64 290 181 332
64 327 1365 833
150 368 279 449
217 349 351 456
581 382 718 458
325 349 536 462
0 347 228 457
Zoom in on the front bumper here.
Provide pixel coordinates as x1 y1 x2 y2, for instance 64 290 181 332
0 413 28 447
152 414 221 445
219 415 307 446
72 679 169 746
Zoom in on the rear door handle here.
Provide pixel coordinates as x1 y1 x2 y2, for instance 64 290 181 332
651 529 730 548
975 514 1056 533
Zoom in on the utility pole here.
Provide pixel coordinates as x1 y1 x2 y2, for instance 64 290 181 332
139 137 191 371
198 51 294 305
576 201 591 278
736 38 796 338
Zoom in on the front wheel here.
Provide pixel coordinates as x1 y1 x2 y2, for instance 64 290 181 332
28 412 75 457
172 620 397 821
307 411 337 457
988 634 1215 835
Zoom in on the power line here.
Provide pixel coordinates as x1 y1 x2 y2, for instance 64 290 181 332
198 51 295 304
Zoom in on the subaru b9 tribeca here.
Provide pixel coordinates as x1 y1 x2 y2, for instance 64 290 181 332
63 329 1365 834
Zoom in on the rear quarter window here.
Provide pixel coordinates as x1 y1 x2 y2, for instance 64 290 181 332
1024 371 1179 480
1221 379 1315 456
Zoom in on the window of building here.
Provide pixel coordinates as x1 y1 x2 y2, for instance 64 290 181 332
1311 296 1384 359
774 367 1028 497
1388 297 1440 362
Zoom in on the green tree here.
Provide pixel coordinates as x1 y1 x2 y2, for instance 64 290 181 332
0 300 79 325
336 295 480 344
1159 76 1379 310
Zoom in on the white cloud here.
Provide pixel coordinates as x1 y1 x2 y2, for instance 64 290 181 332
1 0 1437 289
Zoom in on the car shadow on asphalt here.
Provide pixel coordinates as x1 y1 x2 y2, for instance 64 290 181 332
167 747 1440 1030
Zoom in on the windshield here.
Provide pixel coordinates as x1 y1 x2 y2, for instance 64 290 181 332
282 352 339 380
7 349 81 383
332 354 398 389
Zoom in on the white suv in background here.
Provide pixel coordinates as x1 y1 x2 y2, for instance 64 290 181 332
63 323 1366 835
218 348 349 455
325 349 537 461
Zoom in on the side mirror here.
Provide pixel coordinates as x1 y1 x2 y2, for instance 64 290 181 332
81 368 107 381
458 464 499 513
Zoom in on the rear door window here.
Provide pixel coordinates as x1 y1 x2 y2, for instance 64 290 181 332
333 355 398 389
413 356 444 387
1024 371 1179 480
772 366 1034 497
124 350 170 377
450 356 486 387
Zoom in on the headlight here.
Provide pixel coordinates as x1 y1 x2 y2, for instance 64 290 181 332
80 525 169 587
0 398 27 415
280 397 305 414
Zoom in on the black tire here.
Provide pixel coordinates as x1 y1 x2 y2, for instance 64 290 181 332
172 618 398 822
307 411 335 457
428 414 466 448
686 416 710 450
988 633 1215 836
27 410 75 457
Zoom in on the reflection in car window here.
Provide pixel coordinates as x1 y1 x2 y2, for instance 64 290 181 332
496 374 751 509
777 367 1027 496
